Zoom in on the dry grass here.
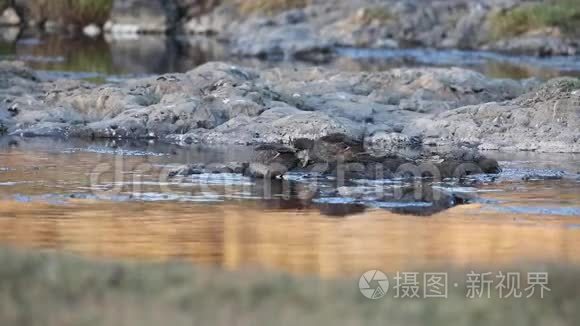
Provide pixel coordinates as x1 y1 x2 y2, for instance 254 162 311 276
1 247 580 326
231 0 309 15
488 0 580 40
26 0 113 26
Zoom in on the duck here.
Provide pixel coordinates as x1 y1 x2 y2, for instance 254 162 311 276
294 133 365 167
245 144 299 179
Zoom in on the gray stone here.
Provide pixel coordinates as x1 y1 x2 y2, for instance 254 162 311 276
231 23 334 62
0 8 20 26
485 35 577 56
2 60 575 155
411 78 580 153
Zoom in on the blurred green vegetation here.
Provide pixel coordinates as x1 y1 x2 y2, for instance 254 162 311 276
489 0 580 40
27 0 113 26
1 247 580 326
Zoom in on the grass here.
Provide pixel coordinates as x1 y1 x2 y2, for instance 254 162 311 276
26 0 113 26
232 0 309 15
489 0 580 40
1 247 580 326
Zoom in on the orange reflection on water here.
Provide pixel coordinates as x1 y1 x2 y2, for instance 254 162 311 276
1 200 580 278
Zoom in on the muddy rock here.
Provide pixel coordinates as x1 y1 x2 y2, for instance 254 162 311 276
485 35 577 56
3 60 573 156
522 170 564 181
168 162 249 177
412 78 580 153
258 65 532 146
0 61 38 94
168 109 364 146
231 21 334 62
179 0 576 58
0 61 536 151
364 132 423 159
0 62 41 134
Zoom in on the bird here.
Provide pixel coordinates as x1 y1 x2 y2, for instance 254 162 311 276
293 133 365 167
245 144 299 179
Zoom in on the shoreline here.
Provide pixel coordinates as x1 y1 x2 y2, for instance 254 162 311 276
2 0 580 58
1 60 578 154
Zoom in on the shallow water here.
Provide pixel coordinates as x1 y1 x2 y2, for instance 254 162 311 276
0 137 578 277
336 47 580 79
2 33 580 80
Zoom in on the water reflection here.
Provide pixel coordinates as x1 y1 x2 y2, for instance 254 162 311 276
0 138 579 277
1 137 578 218
0 32 229 79
2 32 580 79
0 137 463 216
0 200 579 278
336 47 580 79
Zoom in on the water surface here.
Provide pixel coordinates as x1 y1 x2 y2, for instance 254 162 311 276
0 137 578 277
1 31 580 277
2 33 580 80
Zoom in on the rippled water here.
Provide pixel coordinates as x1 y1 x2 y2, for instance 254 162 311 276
0 137 578 277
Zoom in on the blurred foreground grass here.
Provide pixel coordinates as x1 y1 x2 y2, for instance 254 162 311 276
1 247 579 326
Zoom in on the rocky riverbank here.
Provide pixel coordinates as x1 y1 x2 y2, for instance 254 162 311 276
182 0 580 59
0 58 578 185
2 60 578 153
1 0 579 59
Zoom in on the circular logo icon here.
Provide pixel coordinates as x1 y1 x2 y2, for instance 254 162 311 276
359 270 389 300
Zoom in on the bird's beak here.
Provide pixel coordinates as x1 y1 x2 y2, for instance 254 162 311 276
298 151 310 168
